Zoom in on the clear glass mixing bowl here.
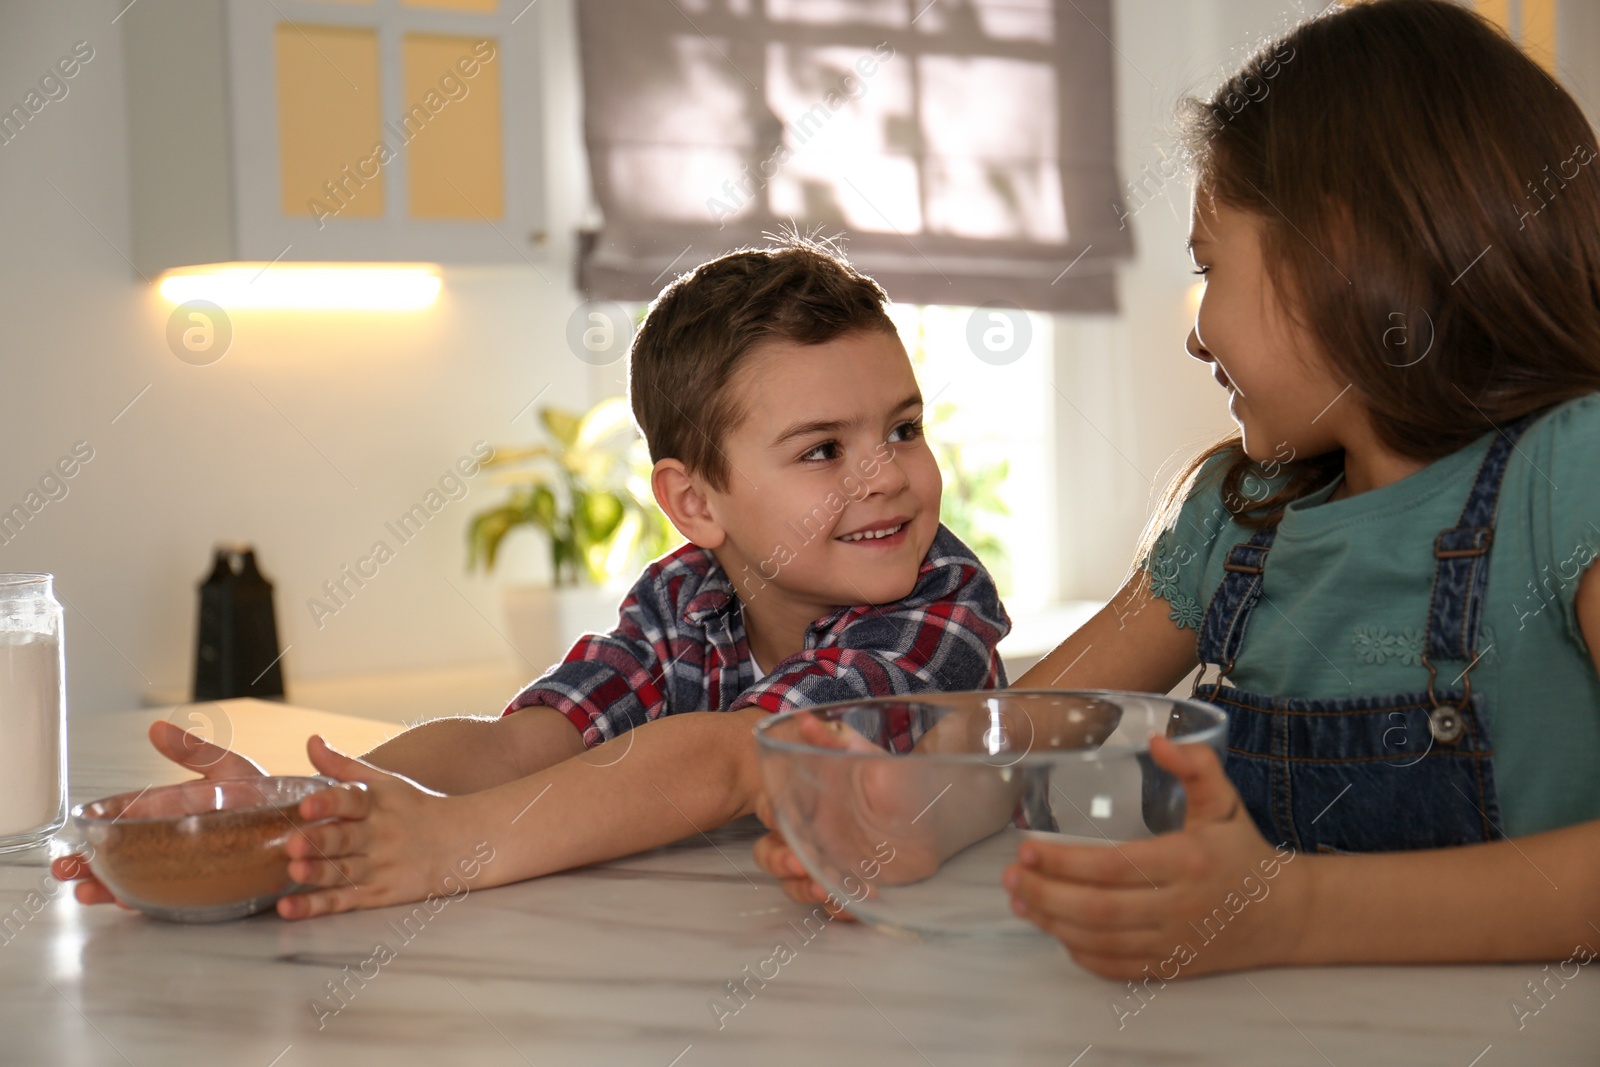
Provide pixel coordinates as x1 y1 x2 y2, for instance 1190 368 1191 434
755 690 1227 936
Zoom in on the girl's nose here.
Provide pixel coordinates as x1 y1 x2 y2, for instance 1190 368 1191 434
1186 327 1214 365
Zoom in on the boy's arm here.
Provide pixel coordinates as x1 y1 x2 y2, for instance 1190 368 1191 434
339 613 668 796
456 706 770 887
358 559 690 794
356 707 587 795
279 705 772 919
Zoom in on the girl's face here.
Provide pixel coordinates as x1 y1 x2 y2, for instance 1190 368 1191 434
1186 189 1349 463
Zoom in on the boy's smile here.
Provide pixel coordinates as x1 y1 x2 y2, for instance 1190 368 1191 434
671 328 942 667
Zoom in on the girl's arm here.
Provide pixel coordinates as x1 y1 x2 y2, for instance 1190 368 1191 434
1285 559 1600 964
1014 569 1201 692
1001 562 1600 977
1288 820 1600 964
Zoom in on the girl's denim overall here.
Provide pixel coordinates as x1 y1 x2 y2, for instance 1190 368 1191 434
1192 416 1535 853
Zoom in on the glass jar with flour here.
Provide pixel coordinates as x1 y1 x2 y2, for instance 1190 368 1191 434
0 574 67 852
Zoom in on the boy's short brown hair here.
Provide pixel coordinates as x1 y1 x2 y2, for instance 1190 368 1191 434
628 236 898 491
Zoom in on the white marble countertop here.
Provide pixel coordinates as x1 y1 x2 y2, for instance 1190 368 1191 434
2 700 1596 1066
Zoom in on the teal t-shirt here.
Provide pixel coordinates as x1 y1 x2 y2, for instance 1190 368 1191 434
1145 393 1600 838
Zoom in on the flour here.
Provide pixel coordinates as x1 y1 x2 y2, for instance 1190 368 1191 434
0 630 64 839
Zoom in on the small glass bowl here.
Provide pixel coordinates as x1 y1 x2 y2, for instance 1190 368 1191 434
71 776 338 923
755 690 1227 936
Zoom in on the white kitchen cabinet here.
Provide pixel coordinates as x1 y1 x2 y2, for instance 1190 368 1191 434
124 0 546 273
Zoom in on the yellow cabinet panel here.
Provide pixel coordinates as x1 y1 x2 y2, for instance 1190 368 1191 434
402 0 499 11
402 34 504 220
125 0 542 268
275 23 383 218
1471 0 1512 33
1521 0 1557 73
1470 0 1557 73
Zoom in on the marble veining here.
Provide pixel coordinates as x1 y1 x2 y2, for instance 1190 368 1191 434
0 702 1595 1065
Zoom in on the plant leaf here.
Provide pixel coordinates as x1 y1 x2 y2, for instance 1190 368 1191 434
574 396 636 451
465 393 674 580
479 444 555 468
527 484 560 534
540 407 582 448
577 490 626 545
467 506 524 570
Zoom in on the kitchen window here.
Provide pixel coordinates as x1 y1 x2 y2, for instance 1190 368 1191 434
572 0 1132 312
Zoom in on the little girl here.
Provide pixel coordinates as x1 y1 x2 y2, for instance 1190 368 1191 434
755 0 1600 979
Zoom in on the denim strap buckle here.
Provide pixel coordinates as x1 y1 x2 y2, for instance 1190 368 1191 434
1424 413 1540 664
1196 530 1275 671
1433 527 1493 559
1222 541 1270 574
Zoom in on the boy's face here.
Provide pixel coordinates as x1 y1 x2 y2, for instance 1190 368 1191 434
702 328 942 614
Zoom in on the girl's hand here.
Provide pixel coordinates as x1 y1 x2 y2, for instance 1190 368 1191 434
1003 734 1312 980
51 720 270 907
277 735 474 920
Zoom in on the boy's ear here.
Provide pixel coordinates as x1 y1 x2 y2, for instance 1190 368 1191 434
651 459 726 549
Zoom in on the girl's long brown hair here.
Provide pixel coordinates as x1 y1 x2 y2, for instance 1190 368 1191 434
1135 0 1600 570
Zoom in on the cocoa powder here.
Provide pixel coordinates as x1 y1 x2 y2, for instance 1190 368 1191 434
94 803 310 907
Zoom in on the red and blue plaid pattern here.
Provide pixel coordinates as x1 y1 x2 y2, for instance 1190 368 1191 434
502 524 1011 748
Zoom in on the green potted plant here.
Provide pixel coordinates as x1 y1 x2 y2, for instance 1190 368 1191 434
926 399 1011 595
467 396 677 668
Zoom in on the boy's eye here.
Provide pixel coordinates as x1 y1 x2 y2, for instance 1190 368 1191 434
888 419 924 443
1191 266 1210 277
800 440 841 463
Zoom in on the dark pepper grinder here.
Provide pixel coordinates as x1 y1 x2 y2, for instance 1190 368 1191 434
192 544 287 701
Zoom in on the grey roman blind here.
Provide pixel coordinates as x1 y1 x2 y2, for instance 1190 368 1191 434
576 0 1132 312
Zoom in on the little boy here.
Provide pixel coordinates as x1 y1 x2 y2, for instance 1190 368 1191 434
55 237 1010 919
502 238 1008 745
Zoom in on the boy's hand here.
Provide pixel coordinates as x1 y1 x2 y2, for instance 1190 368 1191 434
277 735 473 920
752 800 858 920
1002 735 1311 979
753 713 950 917
51 720 269 907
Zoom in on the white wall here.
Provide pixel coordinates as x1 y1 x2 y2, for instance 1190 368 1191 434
0 0 601 716
1052 0 1320 603
4 0 1593 717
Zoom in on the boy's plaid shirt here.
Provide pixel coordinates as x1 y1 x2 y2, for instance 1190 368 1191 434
502 524 1011 748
